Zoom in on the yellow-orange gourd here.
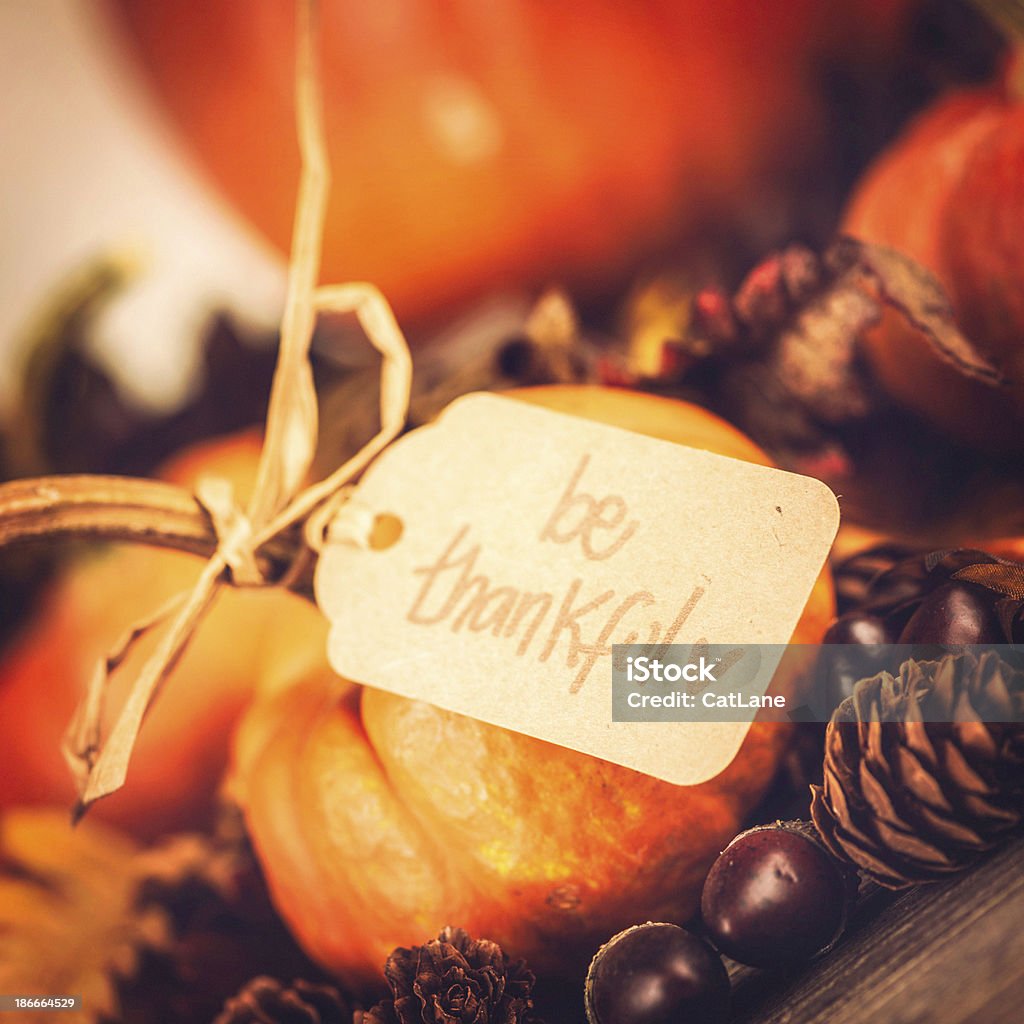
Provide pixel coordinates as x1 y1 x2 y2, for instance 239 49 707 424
229 386 835 990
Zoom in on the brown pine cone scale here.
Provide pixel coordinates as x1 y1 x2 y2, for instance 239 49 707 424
213 977 352 1024
811 651 1024 888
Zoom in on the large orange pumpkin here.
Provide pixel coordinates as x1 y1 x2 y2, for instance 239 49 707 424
843 58 1024 447
229 386 835 991
0 431 329 839
104 0 898 322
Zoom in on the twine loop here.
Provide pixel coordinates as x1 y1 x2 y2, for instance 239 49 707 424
194 477 264 587
63 0 413 816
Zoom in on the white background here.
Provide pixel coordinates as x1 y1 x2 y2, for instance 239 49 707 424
0 0 286 413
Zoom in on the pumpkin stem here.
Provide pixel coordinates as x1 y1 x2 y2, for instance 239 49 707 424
971 1 1024 98
971 0 1024 43
1006 47 1024 100
0 475 312 593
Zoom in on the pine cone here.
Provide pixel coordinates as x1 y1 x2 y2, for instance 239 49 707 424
115 813 330 1024
213 977 352 1024
811 651 1024 887
363 927 540 1024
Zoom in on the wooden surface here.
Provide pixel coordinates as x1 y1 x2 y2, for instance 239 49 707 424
728 835 1024 1024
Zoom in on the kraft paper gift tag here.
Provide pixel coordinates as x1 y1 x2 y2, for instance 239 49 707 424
315 393 839 785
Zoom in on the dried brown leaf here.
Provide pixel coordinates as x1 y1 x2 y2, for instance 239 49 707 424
832 236 1006 386
952 562 1024 600
0 809 170 1024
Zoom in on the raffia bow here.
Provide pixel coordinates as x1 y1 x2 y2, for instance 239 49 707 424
0 0 412 818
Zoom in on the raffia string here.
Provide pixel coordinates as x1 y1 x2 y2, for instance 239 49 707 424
62 0 413 818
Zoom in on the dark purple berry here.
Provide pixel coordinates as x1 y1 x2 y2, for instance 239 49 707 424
822 612 893 646
700 823 852 969
585 923 729 1024
897 580 1004 645
821 613 898 706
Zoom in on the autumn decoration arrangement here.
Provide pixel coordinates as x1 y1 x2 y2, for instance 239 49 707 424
1 2 1023 1023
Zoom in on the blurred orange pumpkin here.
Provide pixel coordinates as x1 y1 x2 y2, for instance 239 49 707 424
0 430 329 839
229 385 835 991
843 56 1024 448
104 0 900 322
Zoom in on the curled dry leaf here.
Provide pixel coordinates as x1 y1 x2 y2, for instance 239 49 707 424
0 809 170 1024
829 237 1005 386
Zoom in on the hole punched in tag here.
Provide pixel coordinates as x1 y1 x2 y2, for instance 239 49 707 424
369 512 403 550
325 498 404 551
